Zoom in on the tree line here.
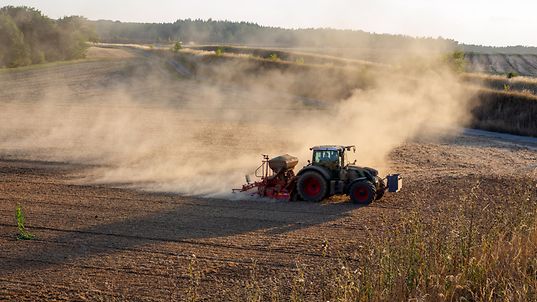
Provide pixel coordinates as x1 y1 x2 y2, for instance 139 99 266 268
0 6 97 68
93 19 458 51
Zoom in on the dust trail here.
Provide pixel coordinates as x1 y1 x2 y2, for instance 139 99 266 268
0 49 475 198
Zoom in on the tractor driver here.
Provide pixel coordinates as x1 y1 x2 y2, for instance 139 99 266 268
319 150 339 170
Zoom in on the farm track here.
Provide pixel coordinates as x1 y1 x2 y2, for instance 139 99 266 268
1 47 536 300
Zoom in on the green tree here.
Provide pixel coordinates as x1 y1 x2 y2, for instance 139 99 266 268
1 6 57 63
0 13 30 67
0 6 96 68
445 51 466 73
57 16 97 59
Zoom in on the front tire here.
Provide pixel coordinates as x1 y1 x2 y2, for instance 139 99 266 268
349 181 376 205
297 171 327 202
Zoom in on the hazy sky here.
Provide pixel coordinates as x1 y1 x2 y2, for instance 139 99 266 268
3 0 536 46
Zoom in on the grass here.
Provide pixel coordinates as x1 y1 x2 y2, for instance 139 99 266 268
471 88 537 137
16 204 35 240
211 180 537 301
186 254 203 302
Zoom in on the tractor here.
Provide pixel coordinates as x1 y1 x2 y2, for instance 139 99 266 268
233 145 401 204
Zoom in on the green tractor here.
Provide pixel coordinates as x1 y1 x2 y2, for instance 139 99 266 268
234 145 401 204
294 145 393 204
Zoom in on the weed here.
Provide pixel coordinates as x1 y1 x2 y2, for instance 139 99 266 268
172 41 182 53
15 204 35 240
321 239 329 257
215 47 224 57
268 53 279 61
186 254 202 302
507 71 519 78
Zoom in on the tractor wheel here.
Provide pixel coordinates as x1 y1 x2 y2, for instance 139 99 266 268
297 171 327 202
375 177 386 200
349 181 376 205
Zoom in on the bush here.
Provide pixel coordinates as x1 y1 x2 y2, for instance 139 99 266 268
507 71 519 79
268 53 279 61
0 6 97 68
172 41 182 53
0 13 31 67
444 50 466 73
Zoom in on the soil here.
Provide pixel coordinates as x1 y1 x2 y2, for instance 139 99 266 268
1 47 536 301
466 53 537 77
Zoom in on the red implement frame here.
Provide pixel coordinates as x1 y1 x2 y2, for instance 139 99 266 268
233 155 297 200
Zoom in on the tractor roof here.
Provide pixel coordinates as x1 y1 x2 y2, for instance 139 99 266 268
310 145 345 151
310 145 356 152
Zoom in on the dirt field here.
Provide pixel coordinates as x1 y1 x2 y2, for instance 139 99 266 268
465 53 537 76
1 47 536 301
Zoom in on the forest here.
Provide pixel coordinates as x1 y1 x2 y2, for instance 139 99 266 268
93 18 457 51
0 6 97 68
2 5 537 69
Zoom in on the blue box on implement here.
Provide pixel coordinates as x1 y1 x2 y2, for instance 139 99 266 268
387 174 402 192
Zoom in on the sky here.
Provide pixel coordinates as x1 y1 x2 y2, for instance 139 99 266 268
2 0 536 47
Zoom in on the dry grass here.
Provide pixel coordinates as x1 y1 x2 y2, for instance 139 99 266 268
85 46 135 60
463 73 537 95
209 181 537 301
471 88 537 137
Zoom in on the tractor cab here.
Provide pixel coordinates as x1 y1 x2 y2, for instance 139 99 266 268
310 145 355 178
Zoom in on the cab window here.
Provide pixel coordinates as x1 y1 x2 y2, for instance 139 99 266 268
313 150 339 164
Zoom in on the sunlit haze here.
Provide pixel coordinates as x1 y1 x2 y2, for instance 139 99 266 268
3 0 537 47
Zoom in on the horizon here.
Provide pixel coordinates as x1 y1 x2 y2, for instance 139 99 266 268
3 0 537 47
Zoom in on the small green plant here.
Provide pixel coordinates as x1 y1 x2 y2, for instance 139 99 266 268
321 239 329 257
16 204 34 240
507 71 518 79
268 53 279 61
504 84 511 91
295 57 304 64
215 47 224 57
172 41 182 53
186 254 202 302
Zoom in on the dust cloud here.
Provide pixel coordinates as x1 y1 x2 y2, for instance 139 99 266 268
0 48 476 198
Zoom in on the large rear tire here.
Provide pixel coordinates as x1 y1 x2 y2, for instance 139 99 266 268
297 171 327 202
349 181 376 205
